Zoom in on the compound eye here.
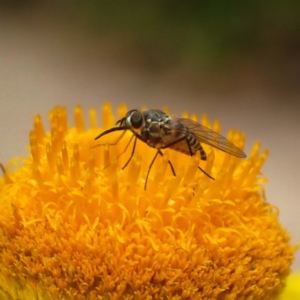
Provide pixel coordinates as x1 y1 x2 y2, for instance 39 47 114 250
130 111 143 129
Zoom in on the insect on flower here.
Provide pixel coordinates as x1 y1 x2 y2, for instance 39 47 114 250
94 109 246 190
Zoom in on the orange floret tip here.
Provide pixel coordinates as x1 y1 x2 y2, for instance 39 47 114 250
0 102 297 300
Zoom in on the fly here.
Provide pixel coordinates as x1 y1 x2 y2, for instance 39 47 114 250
94 109 246 190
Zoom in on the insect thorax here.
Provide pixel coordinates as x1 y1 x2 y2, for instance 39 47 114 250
139 109 172 147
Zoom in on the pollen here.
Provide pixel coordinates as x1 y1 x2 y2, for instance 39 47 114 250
0 103 297 300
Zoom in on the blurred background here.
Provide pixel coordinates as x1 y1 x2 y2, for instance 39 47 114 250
0 1 299 269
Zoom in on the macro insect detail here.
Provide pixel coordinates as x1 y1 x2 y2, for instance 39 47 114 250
94 109 246 190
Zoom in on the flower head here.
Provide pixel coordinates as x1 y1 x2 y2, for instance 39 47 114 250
0 103 297 299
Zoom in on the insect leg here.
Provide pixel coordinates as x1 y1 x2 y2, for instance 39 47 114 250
198 165 214 179
183 138 214 180
161 136 214 180
160 136 187 149
144 149 160 190
0 163 5 175
158 149 176 176
115 134 134 162
95 132 134 170
122 136 137 170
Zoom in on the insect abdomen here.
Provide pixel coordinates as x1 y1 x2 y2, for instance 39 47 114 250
199 146 207 160
187 135 207 160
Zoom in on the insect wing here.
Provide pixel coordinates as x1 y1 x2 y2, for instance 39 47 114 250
174 118 246 158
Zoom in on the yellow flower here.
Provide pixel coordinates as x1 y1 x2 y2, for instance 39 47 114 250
0 103 297 300
280 272 300 299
